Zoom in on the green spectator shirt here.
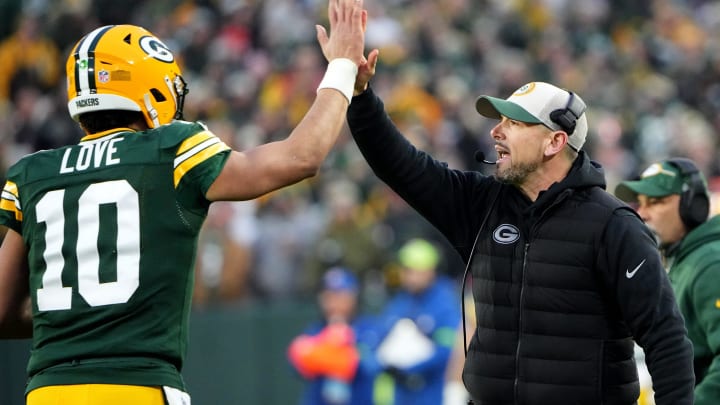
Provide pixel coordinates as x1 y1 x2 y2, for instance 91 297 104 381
0 120 230 393
667 215 720 405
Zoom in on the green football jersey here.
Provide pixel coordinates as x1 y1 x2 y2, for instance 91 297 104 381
0 120 230 392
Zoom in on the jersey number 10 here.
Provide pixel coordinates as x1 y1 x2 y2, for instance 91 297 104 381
35 180 140 311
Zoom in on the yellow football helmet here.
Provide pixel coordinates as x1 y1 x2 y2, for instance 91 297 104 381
66 24 188 128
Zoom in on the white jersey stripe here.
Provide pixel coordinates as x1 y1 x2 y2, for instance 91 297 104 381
174 138 221 168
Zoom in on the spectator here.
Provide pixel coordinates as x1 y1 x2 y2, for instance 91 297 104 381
288 267 379 405
303 177 389 295
0 14 61 103
373 238 461 405
193 199 258 306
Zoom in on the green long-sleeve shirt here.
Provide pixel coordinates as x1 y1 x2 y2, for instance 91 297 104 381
667 215 720 405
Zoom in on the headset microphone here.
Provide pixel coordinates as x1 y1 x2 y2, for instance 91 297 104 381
474 150 496 165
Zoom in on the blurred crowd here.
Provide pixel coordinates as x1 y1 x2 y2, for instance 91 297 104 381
1 0 720 309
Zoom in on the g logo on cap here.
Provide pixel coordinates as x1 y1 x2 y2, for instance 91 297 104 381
513 82 536 97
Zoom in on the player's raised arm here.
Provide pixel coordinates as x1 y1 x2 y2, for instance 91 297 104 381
205 0 367 202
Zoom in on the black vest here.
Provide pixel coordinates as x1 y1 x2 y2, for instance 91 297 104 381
463 186 640 405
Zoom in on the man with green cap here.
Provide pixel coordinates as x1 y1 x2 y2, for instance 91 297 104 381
373 238 460 405
616 158 720 405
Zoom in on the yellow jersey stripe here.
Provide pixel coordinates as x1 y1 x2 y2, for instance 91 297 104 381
4 180 18 196
1 181 22 221
80 128 134 143
173 142 230 187
176 131 218 156
174 137 221 168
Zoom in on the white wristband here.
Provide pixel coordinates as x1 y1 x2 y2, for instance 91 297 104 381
317 58 358 104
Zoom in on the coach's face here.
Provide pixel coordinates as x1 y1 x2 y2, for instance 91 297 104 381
636 193 687 247
490 116 552 186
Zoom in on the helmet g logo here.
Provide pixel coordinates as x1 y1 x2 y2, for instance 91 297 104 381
139 36 174 63
493 224 520 244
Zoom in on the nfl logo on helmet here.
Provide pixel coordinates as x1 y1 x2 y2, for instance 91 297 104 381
98 70 110 84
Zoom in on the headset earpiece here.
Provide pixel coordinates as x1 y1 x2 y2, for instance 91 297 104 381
549 91 586 135
666 158 710 230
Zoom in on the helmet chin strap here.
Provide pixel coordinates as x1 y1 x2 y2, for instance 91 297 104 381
143 93 160 128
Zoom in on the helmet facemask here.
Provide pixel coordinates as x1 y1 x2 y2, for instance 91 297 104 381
171 75 189 121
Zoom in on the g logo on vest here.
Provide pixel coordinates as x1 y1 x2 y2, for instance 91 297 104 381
493 224 520 244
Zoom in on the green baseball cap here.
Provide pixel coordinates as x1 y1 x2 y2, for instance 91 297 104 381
615 161 688 202
398 238 439 272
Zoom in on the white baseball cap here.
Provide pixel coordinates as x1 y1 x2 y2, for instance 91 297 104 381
475 82 589 151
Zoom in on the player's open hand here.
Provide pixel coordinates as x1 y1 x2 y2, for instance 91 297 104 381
316 0 367 67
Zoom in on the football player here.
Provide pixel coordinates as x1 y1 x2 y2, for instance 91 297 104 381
0 0 367 403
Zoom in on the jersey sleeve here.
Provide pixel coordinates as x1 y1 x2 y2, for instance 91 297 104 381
0 179 22 233
169 123 231 210
691 264 720 405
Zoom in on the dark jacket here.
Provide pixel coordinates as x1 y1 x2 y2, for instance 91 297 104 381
346 88 694 405
666 215 720 405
